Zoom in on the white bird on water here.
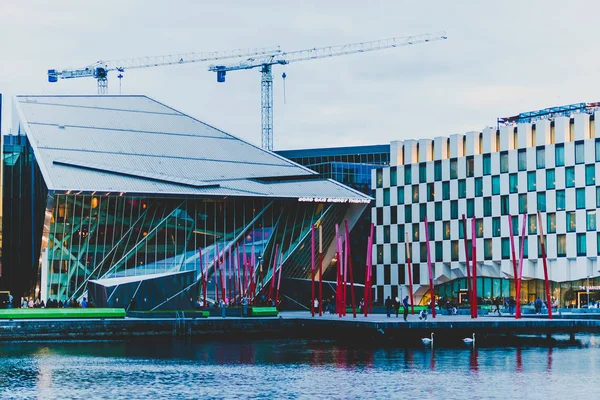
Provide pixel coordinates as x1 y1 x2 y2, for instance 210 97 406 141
463 333 475 347
421 332 434 347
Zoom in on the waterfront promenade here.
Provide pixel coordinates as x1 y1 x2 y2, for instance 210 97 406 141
0 310 599 342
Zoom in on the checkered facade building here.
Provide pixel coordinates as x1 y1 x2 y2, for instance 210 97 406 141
372 112 600 304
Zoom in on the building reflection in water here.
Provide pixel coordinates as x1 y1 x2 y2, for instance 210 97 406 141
469 349 479 373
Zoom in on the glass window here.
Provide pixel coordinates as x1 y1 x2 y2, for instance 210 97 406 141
466 156 474 178
383 188 390 206
450 200 458 219
565 167 575 188
556 144 565 167
419 163 427 183
547 213 556 233
536 147 545 169
420 204 427 222
597 186 600 207
467 199 474 218
428 222 435 240
500 151 509 173
567 211 576 232
376 169 383 188
384 226 391 243
484 198 492 217
537 192 546 212
434 161 442 181
398 225 405 242
596 139 600 162
476 218 484 238
556 190 566 210
413 224 419 241
557 234 566 257
483 154 491 175
518 149 527 171
404 166 412 184
501 195 509 215
587 210 596 231
391 206 397 224
458 180 466 198
391 244 398 263
443 222 451 240
397 187 404 204
442 182 450 200
451 240 459 261
427 183 435 201
509 174 518 193
577 233 587 256
528 214 537 234
405 205 412 223
412 185 419 202
492 217 501 237
512 216 519 235
484 239 492 260
523 237 529 258
474 178 483 197
492 176 500 195
575 141 585 164
459 221 465 239
546 169 555 190
450 159 457 179
576 188 586 209
435 242 443 262
435 202 442 220
390 167 397 186
519 194 527 213
501 238 510 259
527 171 536 191
586 164 595 186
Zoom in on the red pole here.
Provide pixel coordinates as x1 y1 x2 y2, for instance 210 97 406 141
311 225 316 317
516 214 527 319
319 225 323 316
220 250 226 304
215 244 220 303
364 228 372 317
508 214 518 317
424 216 435 318
368 223 375 313
337 234 344 317
242 243 247 297
537 211 553 319
471 218 478 319
345 220 357 318
276 250 283 306
199 248 207 307
405 232 414 315
228 246 233 304
269 244 279 302
343 227 349 316
461 215 473 318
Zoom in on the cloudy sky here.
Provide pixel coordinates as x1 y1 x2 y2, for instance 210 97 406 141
1 1 599 150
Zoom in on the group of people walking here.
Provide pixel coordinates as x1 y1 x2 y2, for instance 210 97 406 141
384 295 414 321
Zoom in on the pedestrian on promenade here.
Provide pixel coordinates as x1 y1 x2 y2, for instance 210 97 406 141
403 296 409 321
391 297 399 318
385 296 392 317
419 309 428 321
493 297 502 316
313 298 319 315
220 299 226 318
242 296 248 317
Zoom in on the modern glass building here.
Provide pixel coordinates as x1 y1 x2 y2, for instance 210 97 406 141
277 145 390 284
373 103 600 308
1 95 370 309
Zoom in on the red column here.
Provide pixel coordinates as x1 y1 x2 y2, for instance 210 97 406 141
276 250 283 306
508 214 518 318
311 225 316 317
516 214 527 319
424 216 435 318
406 232 414 315
268 244 279 302
364 228 372 317
461 215 473 318
537 211 553 319
345 220 356 318
319 225 323 316
368 223 375 313
471 218 478 319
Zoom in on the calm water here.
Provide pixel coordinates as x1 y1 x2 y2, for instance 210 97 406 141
1 337 599 399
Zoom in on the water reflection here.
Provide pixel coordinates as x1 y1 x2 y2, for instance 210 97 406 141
0 337 598 398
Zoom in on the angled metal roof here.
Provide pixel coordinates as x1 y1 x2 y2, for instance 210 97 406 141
13 95 371 202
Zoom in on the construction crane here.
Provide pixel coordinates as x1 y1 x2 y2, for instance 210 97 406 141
209 31 447 151
48 46 281 94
